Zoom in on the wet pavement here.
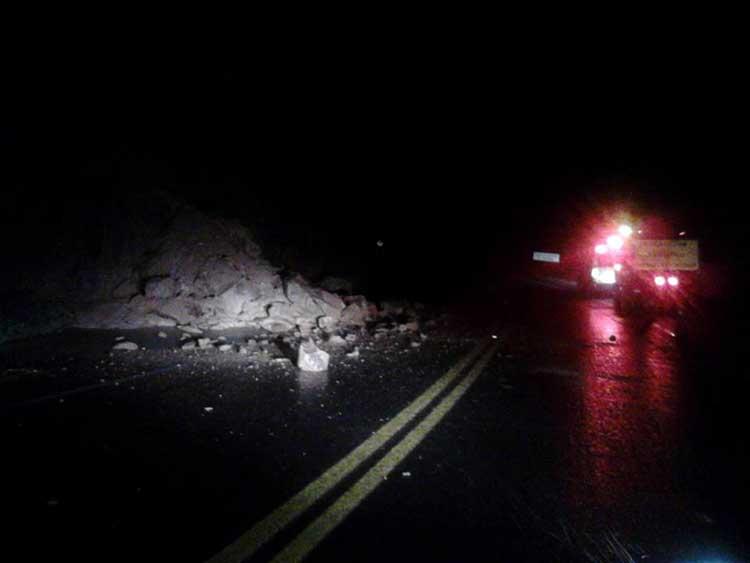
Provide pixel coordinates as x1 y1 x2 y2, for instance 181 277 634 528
1 289 748 562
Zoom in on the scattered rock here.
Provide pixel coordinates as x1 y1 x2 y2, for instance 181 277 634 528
317 315 337 332
158 331 168 338
238 346 249 355
203 407 214 413
399 321 419 333
259 317 296 334
115 336 126 341
178 325 203 335
297 340 330 372
346 347 360 359
112 341 138 351
327 335 347 346
181 341 197 350
218 344 233 353
410 341 421 348
198 338 213 349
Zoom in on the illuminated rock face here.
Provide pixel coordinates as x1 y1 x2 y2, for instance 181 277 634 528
72 200 360 334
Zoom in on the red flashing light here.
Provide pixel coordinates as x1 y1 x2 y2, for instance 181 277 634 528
607 235 624 250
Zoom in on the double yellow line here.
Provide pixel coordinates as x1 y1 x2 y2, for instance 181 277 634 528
207 339 498 563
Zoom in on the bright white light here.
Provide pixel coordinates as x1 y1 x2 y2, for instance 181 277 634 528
606 234 624 250
668 275 679 286
591 267 616 284
491 334 498 340
679 231 686 236
614 263 623 272
618 224 633 238
654 275 666 286
595 243 608 255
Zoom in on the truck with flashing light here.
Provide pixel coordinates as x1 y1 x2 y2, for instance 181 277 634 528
584 221 700 313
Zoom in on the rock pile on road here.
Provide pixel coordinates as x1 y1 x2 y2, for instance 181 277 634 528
74 199 375 335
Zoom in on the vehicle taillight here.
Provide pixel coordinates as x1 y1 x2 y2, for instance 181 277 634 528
618 224 633 238
667 275 679 287
607 235 624 250
595 243 608 255
654 275 666 286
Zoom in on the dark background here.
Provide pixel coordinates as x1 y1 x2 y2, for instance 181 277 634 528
2 50 747 303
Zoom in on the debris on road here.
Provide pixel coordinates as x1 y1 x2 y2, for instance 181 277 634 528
346 347 360 359
197 338 213 349
218 344 233 353
181 341 197 350
203 407 214 413
327 335 347 346
297 340 330 372
158 331 167 338
112 341 139 351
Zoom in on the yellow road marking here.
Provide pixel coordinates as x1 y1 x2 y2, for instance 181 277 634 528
270 342 499 563
206 340 491 563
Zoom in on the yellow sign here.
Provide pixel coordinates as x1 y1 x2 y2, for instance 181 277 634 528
633 239 699 271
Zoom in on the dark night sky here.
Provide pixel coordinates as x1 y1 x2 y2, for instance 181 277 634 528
3 49 748 298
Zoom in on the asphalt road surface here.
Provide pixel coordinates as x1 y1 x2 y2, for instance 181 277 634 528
1 288 747 562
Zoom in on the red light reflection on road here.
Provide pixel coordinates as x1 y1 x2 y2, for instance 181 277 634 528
566 302 681 512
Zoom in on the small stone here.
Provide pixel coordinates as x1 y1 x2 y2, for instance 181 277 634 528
204 407 214 413
197 338 213 349
346 347 360 359
218 344 233 353
411 341 421 348
112 342 138 351
115 336 126 341
158 331 168 338
328 335 347 346
297 340 330 372
217 336 227 342
178 325 203 335
181 341 197 350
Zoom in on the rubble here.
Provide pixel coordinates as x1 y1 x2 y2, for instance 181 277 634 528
346 347 360 359
327 334 347 346
297 340 330 372
112 341 138 351
218 344 233 353
67 197 364 336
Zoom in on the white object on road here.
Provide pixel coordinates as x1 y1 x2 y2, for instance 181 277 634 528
532 251 560 263
204 407 214 413
297 340 330 372
158 331 168 338
112 341 138 351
